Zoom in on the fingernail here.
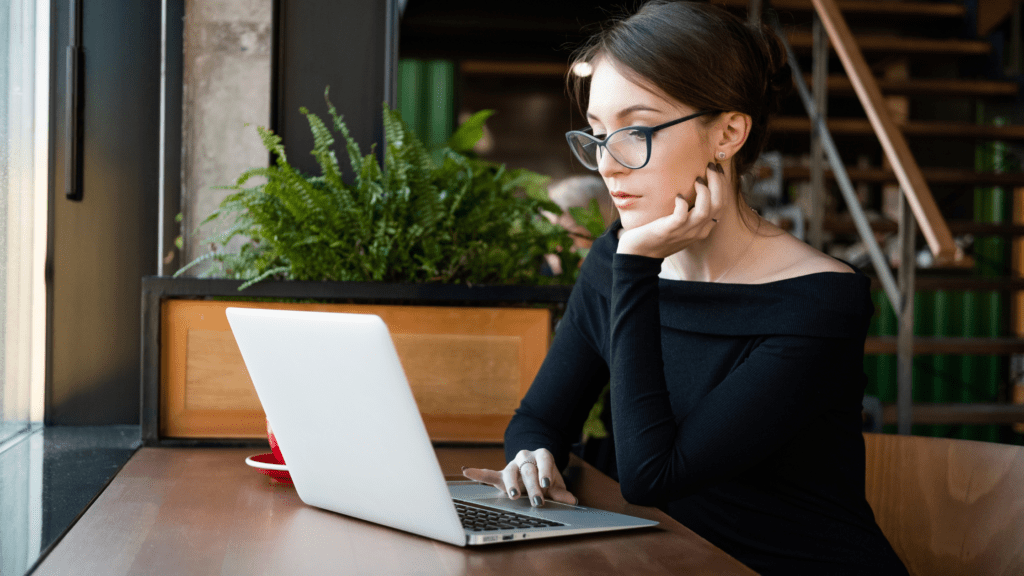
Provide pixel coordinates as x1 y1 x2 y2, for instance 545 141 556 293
532 496 542 506
707 161 716 171
715 162 725 174
541 477 550 488
509 488 518 498
696 176 707 186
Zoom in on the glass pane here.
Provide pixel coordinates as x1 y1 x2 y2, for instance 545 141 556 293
0 0 36 446
0 430 42 575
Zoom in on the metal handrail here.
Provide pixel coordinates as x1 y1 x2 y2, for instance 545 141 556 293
771 21 902 313
809 0 969 269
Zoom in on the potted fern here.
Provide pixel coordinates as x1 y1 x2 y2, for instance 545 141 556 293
142 92 591 445
175 93 580 288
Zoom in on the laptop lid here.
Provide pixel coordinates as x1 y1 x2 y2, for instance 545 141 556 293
226 307 658 547
225 307 467 546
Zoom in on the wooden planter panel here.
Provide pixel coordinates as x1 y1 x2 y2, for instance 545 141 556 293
161 300 550 442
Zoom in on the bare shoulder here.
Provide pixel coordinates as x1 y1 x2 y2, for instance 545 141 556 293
750 232 855 283
811 256 856 274
792 250 856 275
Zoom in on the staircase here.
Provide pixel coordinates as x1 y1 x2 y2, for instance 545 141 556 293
721 0 1024 441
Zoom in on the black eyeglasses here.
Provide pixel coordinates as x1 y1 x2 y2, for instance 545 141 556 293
565 110 717 170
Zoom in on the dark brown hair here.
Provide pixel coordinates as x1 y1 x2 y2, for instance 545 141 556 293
569 0 792 178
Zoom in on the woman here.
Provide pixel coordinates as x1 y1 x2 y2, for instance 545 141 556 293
463 1 907 573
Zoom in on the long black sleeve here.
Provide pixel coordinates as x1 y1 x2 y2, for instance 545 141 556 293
504 284 610 470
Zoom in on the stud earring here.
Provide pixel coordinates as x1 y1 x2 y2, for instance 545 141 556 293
717 151 726 160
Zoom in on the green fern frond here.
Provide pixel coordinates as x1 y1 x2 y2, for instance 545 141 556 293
238 265 291 291
172 250 220 277
447 109 495 153
325 90 364 178
302 107 345 195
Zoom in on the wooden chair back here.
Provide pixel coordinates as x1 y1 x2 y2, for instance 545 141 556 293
863 432 1024 576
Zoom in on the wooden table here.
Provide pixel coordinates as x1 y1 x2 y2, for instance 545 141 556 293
32 447 756 575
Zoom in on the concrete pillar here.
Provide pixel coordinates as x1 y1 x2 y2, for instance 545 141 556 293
180 0 272 275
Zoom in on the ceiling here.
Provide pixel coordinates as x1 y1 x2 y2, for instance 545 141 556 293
399 0 629 61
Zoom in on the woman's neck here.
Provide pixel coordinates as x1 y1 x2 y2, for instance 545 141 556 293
661 200 764 283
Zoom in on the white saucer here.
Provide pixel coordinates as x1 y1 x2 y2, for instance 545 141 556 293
245 453 288 471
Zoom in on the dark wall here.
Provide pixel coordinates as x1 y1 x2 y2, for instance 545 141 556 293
273 0 395 175
47 0 161 424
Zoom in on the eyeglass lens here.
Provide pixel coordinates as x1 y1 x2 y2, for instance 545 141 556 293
567 128 649 170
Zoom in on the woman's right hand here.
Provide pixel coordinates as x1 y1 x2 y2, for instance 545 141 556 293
616 162 727 259
462 448 578 507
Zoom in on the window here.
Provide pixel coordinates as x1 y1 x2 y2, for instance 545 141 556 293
0 0 46 447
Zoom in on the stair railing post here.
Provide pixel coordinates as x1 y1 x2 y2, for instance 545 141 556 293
810 14 828 251
748 0 762 26
1010 1 1022 76
897 188 916 435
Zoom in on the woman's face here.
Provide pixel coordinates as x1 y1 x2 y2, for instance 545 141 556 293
586 59 715 231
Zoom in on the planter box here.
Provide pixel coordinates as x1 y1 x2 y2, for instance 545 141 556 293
141 277 572 445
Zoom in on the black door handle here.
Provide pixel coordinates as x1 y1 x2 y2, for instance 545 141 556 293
64 0 83 201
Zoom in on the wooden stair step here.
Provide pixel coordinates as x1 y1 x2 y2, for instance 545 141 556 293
865 336 1024 355
785 166 1024 186
881 403 1024 425
771 117 1024 140
803 75 1019 97
787 32 990 56
863 275 1024 292
714 0 965 18
825 215 1024 238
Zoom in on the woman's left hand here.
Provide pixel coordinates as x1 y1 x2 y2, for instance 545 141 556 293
617 162 728 258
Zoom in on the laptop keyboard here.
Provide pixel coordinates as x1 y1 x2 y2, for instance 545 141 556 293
454 501 565 532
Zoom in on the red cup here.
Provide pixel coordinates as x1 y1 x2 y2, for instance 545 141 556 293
267 418 286 465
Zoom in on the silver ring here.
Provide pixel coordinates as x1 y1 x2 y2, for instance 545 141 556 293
518 460 537 471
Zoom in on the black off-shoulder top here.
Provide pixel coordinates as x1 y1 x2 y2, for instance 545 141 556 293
505 220 907 575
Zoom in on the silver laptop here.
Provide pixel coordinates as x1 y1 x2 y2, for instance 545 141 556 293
225 307 658 546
